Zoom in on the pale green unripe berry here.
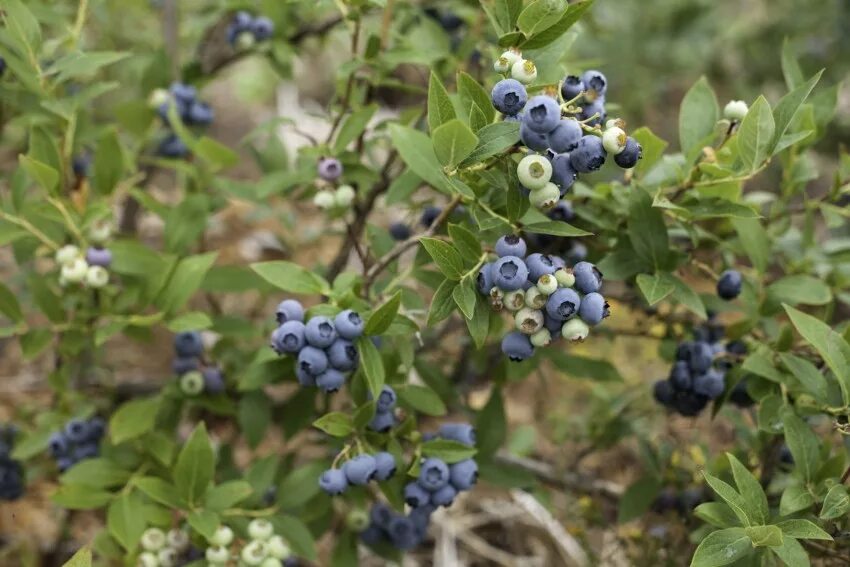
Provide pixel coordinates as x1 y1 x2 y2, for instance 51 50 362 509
88 220 113 244
236 31 256 51
61 258 89 283
536 274 558 295
166 529 189 552
515 307 544 335
55 244 81 266
85 265 109 289
524 286 547 309
554 268 575 288
248 519 275 541
157 548 178 567
260 559 283 567
149 88 169 109
529 183 560 210
209 525 234 547
561 318 589 342
517 154 552 190
530 328 552 348
241 540 269 565
335 185 356 208
503 289 526 311
137 552 159 567
489 287 504 301
267 536 292 560
205 545 231 564
511 58 537 84
141 528 166 552
346 509 370 532
494 50 521 73
180 371 204 396
313 190 335 210
724 100 749 121
602 127 627 155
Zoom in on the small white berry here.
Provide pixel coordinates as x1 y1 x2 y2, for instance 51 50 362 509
166 529 189 552
141 528 166 552
517 154 552 191
530 328 552 347
724 100 749 121
515 307 544 335
241 540 269 565
157 548 178 567
248 519 275 541
561 318 590 342
602 127 627 155
148 88 170 109
267 535 292 559
529 182 561 210
137 552 159 567
524 286 547 309
61 258 89 284
511 58 538 84
55 244 81 266
313 190 336 210
205 545 231 564
494 50 521 73
536 274 558 295
334 185 356 208
88 221 113 244
85 265 109 289
503 289 526 312
554 268 575 288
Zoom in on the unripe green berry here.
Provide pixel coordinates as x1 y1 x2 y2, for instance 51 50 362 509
530 328 552 348
148 88 169 109
515 307 544 335
157 548 178 567
85 265 109 289
166 529 189 551
335 185 356 208
561 318 590 342
489 287 504 301
529 182 561 210
241 540 269 565
248 519 275 541
61 258 88 283
536 274 558 295
503 289 526 311
260 559 283 567
267 535 292 559
88 220 113 244
209 525 234 547
55 244 81 266
205 545 231 564
524 286 547 309
137 552 159 567
313 190 335 210
602 127 627 155
180 371 204 396
724 100 749 121
236 31 256 51
517 154 552 190
511 58 537 84
346 509 370 532
141 527 166 551
554 268 575 288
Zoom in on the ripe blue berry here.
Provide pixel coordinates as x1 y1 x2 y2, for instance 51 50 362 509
186 102 213 126
157 134 189 159
501 331 534 361
275 299 305 324
85 247 112 268
495 235 527 258
389 222 411 241
404 481 431 507
316 368 346 392
578 292 609 325
48 432 69 457
327 339 358 371
477 262 494 295
317 157 342 181
581 70 607 98
520 121 550 152
297 345 328 376
493 256 529 291
295 365 315 387
560 75 585 101
64 419 90 443
675 341 693 361
579 97 606 126
420 206 442 228
376 385 397 412
717 270 742 300
344 454 377 485
73 442 99 461
373 452 397 481
573 261 602 294
319 469 348 495
430 484 457 507
202 367 226 394
490 79 527 115
570 136 606 173
614 137 642 168
359 524 383 546
368 410 395 433
522 96 561 134
653 380 675 406
334 310 364 340
170 82 197 103
251 16 275 41
174 331 203 358
693 369 725 399
549 153 578 195
525 253 558 282
87 418 105 441
689 342 714 374
271 321 306 354
370 502 394 529
438 423 476 447
305 316 338 348
449 459 478 490
387 516 419 550
418 458 450 491
549 200 575 222
548 119 583 153
545 288 581 321
670 361 692 390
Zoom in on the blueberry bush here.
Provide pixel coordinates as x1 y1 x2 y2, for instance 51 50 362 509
0 0 848 565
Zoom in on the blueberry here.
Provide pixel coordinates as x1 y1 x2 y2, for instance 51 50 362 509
549 153 578 195
717 270 742 300
420 206 442 228
675 342 693 361
548 200 575 223
438 423 476 447
83 247 112 269
169 82 197 104
389 222 411 241
493 256 529 291
680 487 706 513
275 299 305 324
543 313 563 337
317 157 342 181
251 16 275 41
693 369 725 399
548 119 583 153
343 454 377 485
504 113 522 123
174 331 204 358
522 96 561 134
495 235 527 258
477 262 495 295
449 459 478 490
520 121 550 152
490 79 527 115
316 368 346 393
614 137 643 169
525 253 557 282
87 418 105 441
295 365 315 387
430 484 457 507
0 457 24 501
370 502 395 529
404 481 431 507
202 367 226 394
780 445 794 466
304 316 338 348
327 339 358 371
560 75 585 101
64 419 90 443
581 70 607 97
373 452 397 481
157 134 189 159
271 321 306 355
418 458 450 492
545 288 581 321
359 524 384 546
729 379 754 407
368 410 395 433
579 97 606 126
653 380 675 406
689 342 714 374
670 361 692 390
387 516 420 550
319 469 348 495
409 504 435 532
570 136 606 173
501 331 534 361
578 292 609 325
334 310 364 340
187 102 213 126
73 442 99 461
56 456 75 472
297 346 328 376
72 155 91 177
573 261 602 294
673 390 709 417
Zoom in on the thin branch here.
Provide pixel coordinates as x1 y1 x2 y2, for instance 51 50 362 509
324 18 362 146
494 451 623 502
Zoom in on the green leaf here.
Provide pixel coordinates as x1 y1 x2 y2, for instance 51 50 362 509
448 224 482 263
744 525 783 547
250 261 330 295
427 279 457 325
457 71 495 124
545 352 624 381
93 129 124 195
475 387 506 458
726 453 769 525
107 491 146 551
668 274 708 319
60 458 131 489
20 329 52 360
690 527 751 567
276 462 326 510
767 275 832 306
396 385 447 416
273 516 318 561
2 0 41 52
134 477 184 509
433 119 479 168
421 439 477 463
738 96 775 171
781 408 821 483
771 70 823 153
452 278 477 320
694 502 741 528
618 476 661 523
636 273 675 305
0 282 23 323
731 217 769 274
19 154 59 194
157 252 218 314
459 121 520 166
784 305 850 404
420 237 464 280
388 124 452 193
519 0 594 50
819 484 849 520
631 126 668 176
466 295 490 348
679 77 719 158
173 422 215 506
779 484 816 516
51 51 129 82
776 519 832 541
357 336 385 401
365 290 402 336
109 397 159 444
312 412 355 437
771 537 810 567
186 509 219 541
517 0 566 37
238 392 271 448
523 220 592 237
703 471 751 527
469 103 488 132
334 104 378 153
781 39 804 90
628 189 669 269
427 72 456 133
62 547 92 567
166 311 213 332
52 484 113 510
205 480 254 510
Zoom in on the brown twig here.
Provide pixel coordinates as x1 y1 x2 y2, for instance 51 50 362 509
494 451 623 502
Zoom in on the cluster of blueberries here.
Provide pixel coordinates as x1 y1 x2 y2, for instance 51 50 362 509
226 11 275 47
490 67 642 211
136 526 193 567
0 425 24 501
653 321 752 416
53 219 113 289
155 82 214 159
362 423 478 550
476 235 609 361
201 520 293 566
172 331 226 397
47 417 105 472
270 299 363 392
